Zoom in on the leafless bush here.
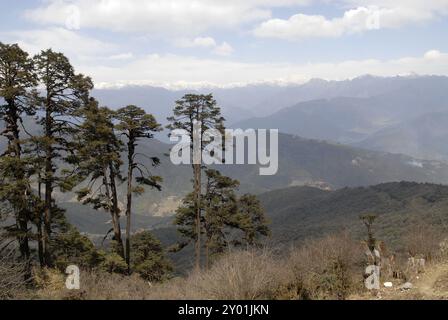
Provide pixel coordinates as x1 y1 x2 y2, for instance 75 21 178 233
0 246 28 299
402 223 444 261
286 232 364 300
18 233 376 300
189 250 288 300
31 268 155 300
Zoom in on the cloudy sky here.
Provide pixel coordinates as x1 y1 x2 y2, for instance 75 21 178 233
1 0 448 88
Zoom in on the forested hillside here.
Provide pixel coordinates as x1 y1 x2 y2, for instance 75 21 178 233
261 182 448 248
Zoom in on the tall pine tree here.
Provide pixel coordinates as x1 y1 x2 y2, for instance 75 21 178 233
75 99 125 258
167 94 224 270
116 105 162 272
0 43 37 266
33 49 93 265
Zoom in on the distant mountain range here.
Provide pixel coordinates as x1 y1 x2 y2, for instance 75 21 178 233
54 75 448 160
354 112 448 161
93 75 448 125
234 76 448 144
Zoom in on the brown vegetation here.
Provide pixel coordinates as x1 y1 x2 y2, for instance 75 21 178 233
3 227 448 300
0 247 29 299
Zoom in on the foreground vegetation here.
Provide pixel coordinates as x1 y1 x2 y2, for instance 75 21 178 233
3 221 448 300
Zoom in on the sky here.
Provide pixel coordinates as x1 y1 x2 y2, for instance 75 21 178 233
1 0 448 89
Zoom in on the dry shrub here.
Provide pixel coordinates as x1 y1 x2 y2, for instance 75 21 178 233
286 232 364 300
26 235 366 300
183 250 288 300
33 269 156 300
402 223 444 261
23 250 289 300
32 268 67 299
71 272 153 300
143 250 290 300
15 233 372 300
0 247 28 299
144 277 193 300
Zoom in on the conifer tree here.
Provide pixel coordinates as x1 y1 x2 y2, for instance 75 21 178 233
167 94 224 270
75 100 125 258
234 194 270 247
33 49 93 265
174 169 270 269
130 231 172 282
0 43 37 265
25 136 46 266
202 169 239 269
115 105 162 272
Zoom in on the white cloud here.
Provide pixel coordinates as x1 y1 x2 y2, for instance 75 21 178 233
424 49 443 60
254 1 448 40
108 52 135 60
79 50 448 89
22 0 448 40
213 42 234 56
344 0 448 14
175 37 218 48
175 37 234 56
24 0 276 36
0 27 115 58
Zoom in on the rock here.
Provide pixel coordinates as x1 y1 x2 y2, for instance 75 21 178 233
399 282 413 290
384 282 393 288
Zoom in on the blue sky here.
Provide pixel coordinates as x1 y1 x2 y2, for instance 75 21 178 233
1 0 448 88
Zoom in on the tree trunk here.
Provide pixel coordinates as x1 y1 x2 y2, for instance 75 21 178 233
6 99 31 280
106 165 125 258
43 104 53 266
37 178 44 267
193 163 202 271
6 103 31 275
125 141 134 273
36 217 44 268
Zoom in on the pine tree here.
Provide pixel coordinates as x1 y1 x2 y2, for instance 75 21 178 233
130 231 172 282
115 105 162 273
33 49 93 265
167 94 224 270
234 194 270 247
174 169 270 269
75 99 125 258
203 169 239 269
25 136 46 266
0 43 37 266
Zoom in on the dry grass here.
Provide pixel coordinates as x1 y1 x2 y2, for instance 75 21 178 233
100 235 362 300
29 269 155 300
285 232 365 300
9 232 448 300
402 223 444 261
185 250 288 300
0 246 29 300
22 249 290 300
